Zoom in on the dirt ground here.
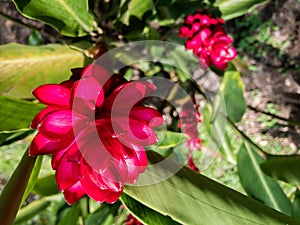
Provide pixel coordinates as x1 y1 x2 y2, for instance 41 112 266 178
238 0 300 154
0 0 299 154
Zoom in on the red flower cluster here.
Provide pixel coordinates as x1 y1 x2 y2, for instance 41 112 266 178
30 64 163 204
179 11 237 70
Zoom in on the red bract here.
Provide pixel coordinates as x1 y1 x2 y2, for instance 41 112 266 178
30 64 163 204
179 11 237 70
124 214 143 225
178 102 201 172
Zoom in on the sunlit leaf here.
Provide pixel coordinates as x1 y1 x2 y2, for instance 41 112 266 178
0 43 89 98
261 155 300 185
124 151 299 224
120 0 153 25
215 0 269 20
238 143 292 215
154 131 188 150
12 0 96 37
220 71 246 123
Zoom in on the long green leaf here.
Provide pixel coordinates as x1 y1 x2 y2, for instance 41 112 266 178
202 104 235 163
215 0 269 20
0 130 34 146
124 151 299 225
0 95 44 131
85 202 121 225
120 193 180 225
261 155 300 185
0 43 89 98
238 143 292 215
12 0 96 37
293 189 300 220
220 71 246 123
57 204 80 225
0 148 36 225
21 156 43 206
14 198 51 224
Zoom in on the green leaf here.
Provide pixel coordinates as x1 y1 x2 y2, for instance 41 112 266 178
0 43 89 98
147 131 188 158
14 198 51 224
293 189 300 220
21 156 43 206
28 30 43 46
260 155 300 185
33 174 60 196
215 0 269 20
0 95 44 131
202 104 236 163
12 0 96 37
120 0 153 25
217 0 264 20
238 143 292 215
85 202 121 225
124 151 299 224
57 204 80 225
220 71 246 123
0 130 34 146
0 148 36 225
155 131 188 150
121 193 180 225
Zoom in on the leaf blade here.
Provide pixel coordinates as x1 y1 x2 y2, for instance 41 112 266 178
220 71 246 123
124 151 299 225
216 0 269 20
261 155 300 185
12 0 96 37
0 43 89 98
0 95 44 131
238 143 292 215
120 193 180 225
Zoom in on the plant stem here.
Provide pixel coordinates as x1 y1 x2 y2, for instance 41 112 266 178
0 147 36 225
224 114 269 158
0 10 61 43
248 105 300 127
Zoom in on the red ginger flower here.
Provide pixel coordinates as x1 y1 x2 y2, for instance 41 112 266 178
179 11 237 70
30 64 163 204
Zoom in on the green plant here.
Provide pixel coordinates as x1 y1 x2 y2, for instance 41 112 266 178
1 0 300 225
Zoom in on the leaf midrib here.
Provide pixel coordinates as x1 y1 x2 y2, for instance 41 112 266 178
244 142 280 211
56 0 92 33
126 174 268 225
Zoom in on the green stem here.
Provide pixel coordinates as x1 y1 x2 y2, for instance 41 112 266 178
0 11 35 30
0 147 36 225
